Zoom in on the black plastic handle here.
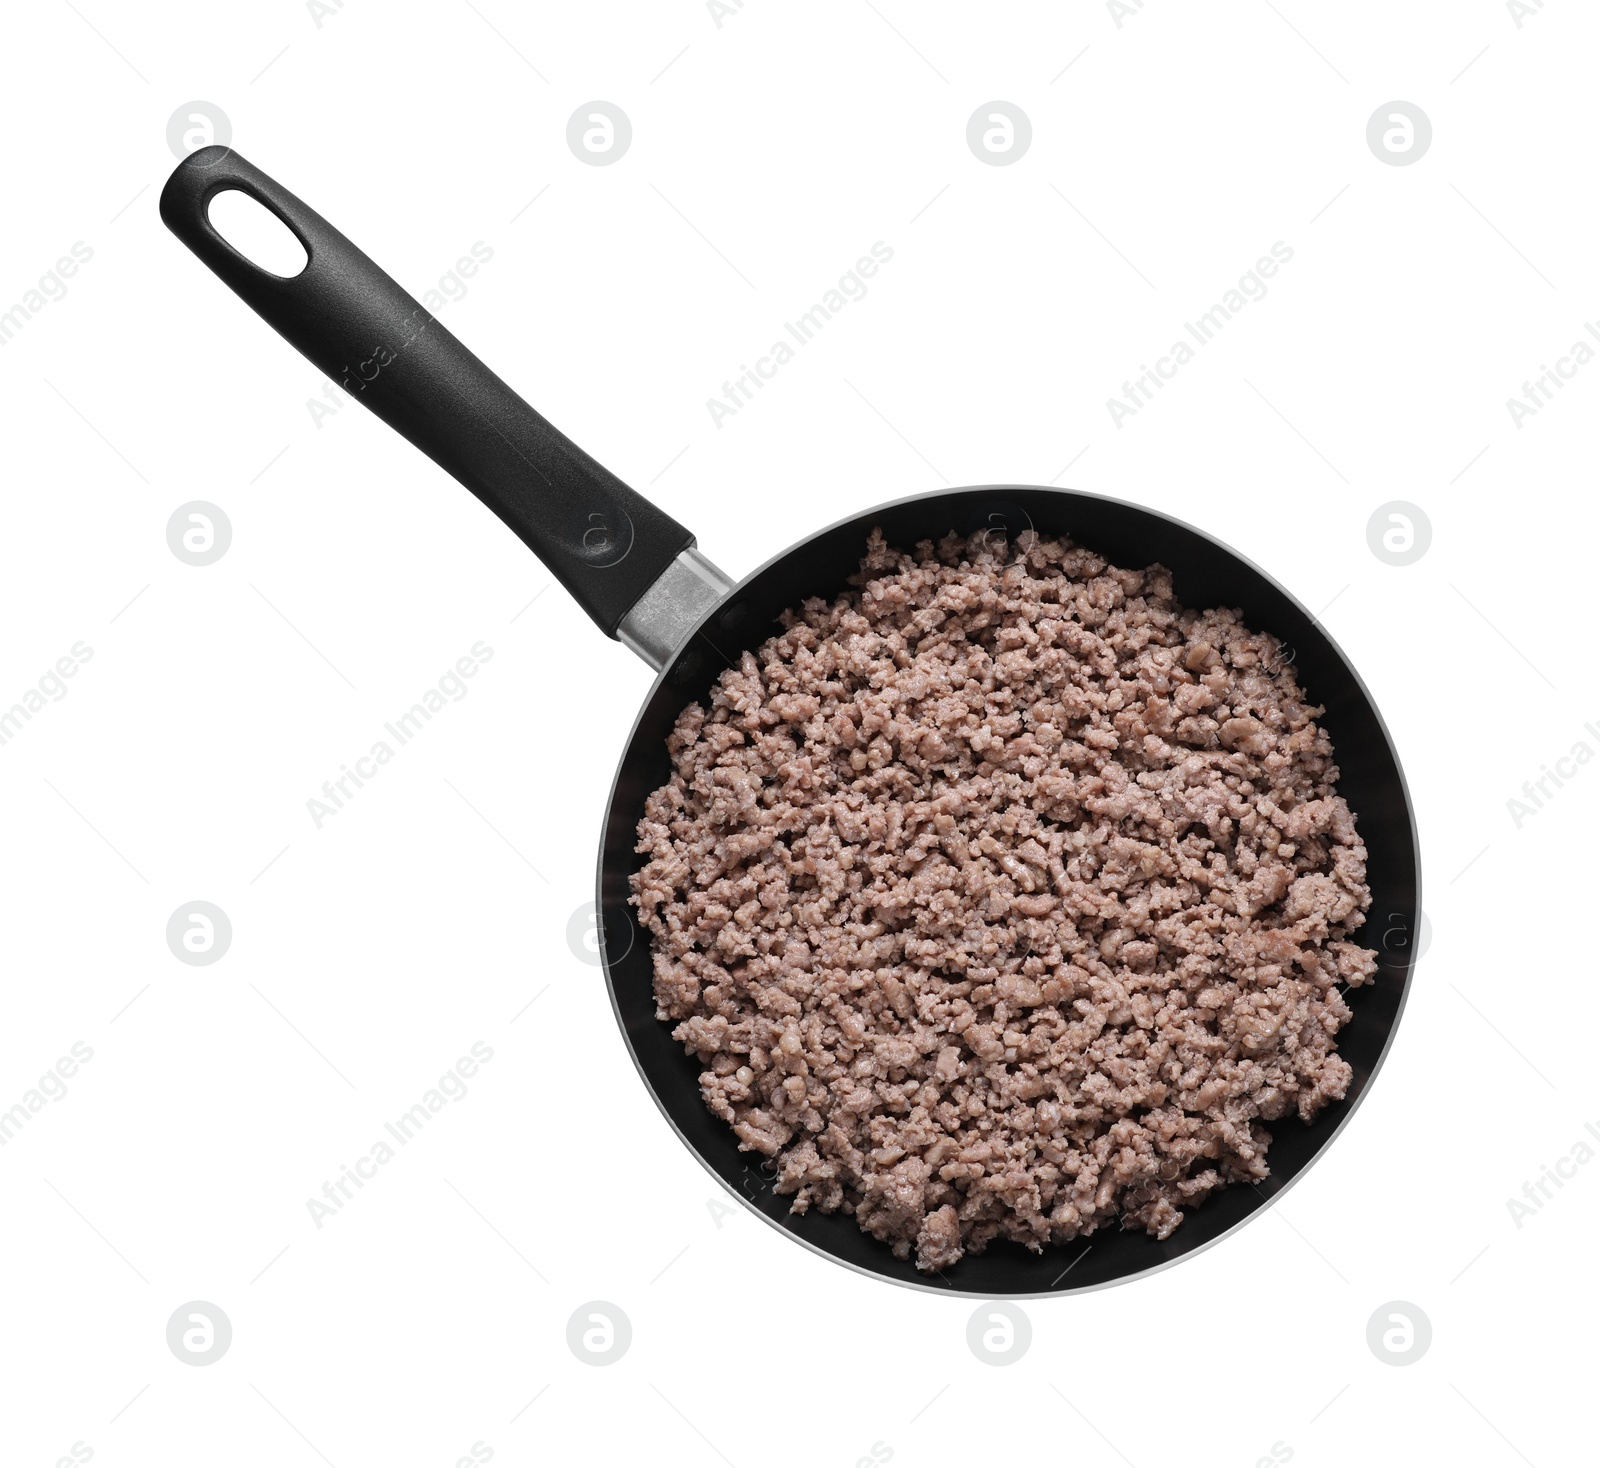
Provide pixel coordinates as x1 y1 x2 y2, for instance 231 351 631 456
160 146 694 638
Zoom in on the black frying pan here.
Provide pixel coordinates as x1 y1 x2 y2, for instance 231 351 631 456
162 148 1420 1297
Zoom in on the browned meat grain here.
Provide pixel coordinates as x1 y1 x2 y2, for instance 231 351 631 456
631 529 1376 1271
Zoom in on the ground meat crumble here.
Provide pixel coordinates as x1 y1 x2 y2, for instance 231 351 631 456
631 529 1376 1271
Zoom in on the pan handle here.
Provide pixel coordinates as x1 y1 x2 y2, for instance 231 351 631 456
160 146 727 658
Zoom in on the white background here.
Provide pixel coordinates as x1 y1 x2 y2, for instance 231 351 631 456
0 1 1594 1464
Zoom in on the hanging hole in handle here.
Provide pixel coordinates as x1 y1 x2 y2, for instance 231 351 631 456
206 189 309 277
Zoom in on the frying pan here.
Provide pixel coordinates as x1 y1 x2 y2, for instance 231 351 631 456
161 147 1420 1296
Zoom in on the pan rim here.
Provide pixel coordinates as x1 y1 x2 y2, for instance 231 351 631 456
594 481 1421 1298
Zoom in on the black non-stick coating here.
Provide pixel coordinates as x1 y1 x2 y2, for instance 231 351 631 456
599 485 1419 1296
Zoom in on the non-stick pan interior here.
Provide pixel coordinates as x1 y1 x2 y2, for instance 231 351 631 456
600 485 1419 1295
